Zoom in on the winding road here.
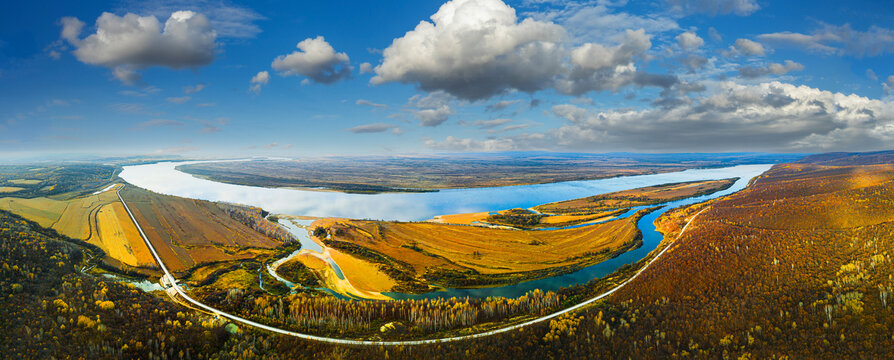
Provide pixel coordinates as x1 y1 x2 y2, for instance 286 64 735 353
116 184 708 346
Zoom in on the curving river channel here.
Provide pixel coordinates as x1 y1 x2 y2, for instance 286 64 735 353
119 161 772 300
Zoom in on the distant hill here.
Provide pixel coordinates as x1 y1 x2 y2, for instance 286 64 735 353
796 150 894 165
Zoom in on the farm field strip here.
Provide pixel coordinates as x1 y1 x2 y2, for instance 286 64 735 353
118 186 283 273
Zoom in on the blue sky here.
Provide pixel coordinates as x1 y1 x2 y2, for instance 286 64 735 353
2 0 894 159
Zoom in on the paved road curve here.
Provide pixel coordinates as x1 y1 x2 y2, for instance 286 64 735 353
116 184 708 346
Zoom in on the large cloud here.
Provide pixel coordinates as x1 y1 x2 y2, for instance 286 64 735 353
371 0 566 100
556 29 677 95
61 11 216 85
373 0 683 100
548 81 894 151
271 36 352 84
426 81 894 152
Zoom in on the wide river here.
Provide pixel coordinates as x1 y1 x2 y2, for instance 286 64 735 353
119 161 772 299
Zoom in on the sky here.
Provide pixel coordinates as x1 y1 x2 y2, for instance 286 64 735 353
2 0 894 159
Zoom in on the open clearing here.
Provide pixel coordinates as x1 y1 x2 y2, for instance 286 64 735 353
0 186 25 193
8 179 42 185
432 209 620 228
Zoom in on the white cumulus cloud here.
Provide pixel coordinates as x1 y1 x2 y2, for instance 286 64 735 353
557 29 677 95
60 11 217 85
249 71 269 93
427 81 894 152
271 36 352 84
548 81 894 152
676 31 704 50
372 0 566 100
733 38 765 56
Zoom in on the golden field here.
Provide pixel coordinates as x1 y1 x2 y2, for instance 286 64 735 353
94 203 154 267
319 217 638 275
0 196 67 226
8 179 42 185
0 184 155 268
432 209 620 228
327 248 397 295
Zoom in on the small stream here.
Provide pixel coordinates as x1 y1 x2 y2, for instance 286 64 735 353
269 218 345 280
263 218 350 297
